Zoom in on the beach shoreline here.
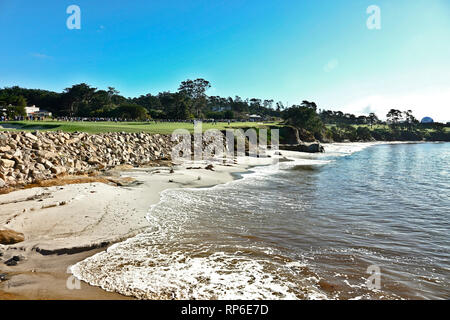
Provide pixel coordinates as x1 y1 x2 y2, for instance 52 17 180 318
0 141 432 300
0 158 272 300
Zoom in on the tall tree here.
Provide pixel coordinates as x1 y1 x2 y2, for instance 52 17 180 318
62 83 97 116
301 100 318 111
5 95 27 117
282 103 323 135
107 87 120 104
112 103 149 120
276 101 285 112
386 109 403 127
263 99 274 109
368 113 379 128
403 110 418 131
178 78 211 117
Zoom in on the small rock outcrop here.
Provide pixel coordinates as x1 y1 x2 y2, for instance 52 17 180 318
279 143 325 153
277 126 303 145
0 229 25 245
4 256 21 266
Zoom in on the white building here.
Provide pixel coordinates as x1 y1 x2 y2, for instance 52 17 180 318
25 105 40 116
249 114 262 122
25 105 52 118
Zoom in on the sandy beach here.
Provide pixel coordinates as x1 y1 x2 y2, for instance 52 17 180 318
3 142 446 300
0 158 271 300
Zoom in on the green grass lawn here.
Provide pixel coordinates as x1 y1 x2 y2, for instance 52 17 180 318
0 120 280 134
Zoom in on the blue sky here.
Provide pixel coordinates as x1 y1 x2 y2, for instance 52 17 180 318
0 0 449 121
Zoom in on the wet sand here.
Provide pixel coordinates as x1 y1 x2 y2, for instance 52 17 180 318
0 158 274 300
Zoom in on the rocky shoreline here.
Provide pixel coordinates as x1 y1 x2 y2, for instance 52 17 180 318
0 129 328 192
0 131 176 190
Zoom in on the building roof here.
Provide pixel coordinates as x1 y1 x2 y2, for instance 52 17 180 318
421 117 434 123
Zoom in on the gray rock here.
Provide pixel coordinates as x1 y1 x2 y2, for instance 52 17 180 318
306 143 325 153
50 166 61 174
25 133 38 141
4 256 21 266
279 143 325 153
0 159 15 168
43 160 53 169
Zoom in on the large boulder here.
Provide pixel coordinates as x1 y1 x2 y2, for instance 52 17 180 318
0 229 25 245
306 143 325 153
279 143 325 153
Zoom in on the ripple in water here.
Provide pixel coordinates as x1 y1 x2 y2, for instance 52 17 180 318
71 142 450 300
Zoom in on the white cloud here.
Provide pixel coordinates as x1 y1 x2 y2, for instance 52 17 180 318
341 88 450 123
323 59 339 73
31 53 51 59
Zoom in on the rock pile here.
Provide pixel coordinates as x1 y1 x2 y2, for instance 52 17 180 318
0 131 176 189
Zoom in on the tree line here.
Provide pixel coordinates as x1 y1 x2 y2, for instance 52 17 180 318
1 79 448 142
0 79 280 121
282 103 448 142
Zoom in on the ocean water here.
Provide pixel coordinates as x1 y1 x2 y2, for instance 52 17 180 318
71 142 450 300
